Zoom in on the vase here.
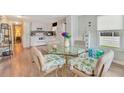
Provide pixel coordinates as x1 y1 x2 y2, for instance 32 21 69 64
64 38 70 47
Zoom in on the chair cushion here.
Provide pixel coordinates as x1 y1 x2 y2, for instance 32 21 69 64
68 57 97 75
71 47 85 54
42 54 65 71
76 48 86 58
78 48 85 53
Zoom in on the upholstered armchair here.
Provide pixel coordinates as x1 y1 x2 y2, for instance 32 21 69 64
31 47 65 76
68 50 114 77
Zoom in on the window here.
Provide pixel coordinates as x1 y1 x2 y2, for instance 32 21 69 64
99 31 120 48
100 32 112 36
114 32 120 36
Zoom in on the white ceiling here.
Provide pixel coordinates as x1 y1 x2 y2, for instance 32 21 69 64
7 15 67 24
27 15 66 23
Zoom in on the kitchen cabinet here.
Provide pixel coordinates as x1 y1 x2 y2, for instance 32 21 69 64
31 36 46 46
30 31 56 46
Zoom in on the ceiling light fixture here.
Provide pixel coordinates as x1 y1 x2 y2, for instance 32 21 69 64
16 15 23 18
14 22 20 25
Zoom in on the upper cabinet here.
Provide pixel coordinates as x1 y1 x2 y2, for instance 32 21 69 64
97 15 124 30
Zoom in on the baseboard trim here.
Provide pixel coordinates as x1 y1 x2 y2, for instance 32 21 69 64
113 60 124 66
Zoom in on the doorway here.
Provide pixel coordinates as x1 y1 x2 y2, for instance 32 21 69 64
13 24 23 44
13 24 23 55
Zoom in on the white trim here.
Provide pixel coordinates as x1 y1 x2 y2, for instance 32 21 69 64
113 60 124 66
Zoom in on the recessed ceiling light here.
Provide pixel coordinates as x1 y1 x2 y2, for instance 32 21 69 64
16 15 23 18
15 22 20 25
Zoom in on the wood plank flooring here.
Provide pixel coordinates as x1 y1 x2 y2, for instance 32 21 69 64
0 44 124 77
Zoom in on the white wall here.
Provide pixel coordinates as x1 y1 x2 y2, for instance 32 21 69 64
78 16 87 40
66 15 79 46
121 30 124 48
78 15 97 48
71 16 79 45
66 16 71 33
66 15 97 47
97 15 124 30
22 21 31 48
87 15 97 48
56 18 66 44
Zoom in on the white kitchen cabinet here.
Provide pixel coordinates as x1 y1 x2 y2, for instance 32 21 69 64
31 36 46 46
97 15 124 30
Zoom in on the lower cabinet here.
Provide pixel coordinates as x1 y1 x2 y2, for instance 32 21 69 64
31 36 46 46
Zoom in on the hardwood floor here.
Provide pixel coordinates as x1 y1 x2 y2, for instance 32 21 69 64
104 63 124 77
0 44 124 77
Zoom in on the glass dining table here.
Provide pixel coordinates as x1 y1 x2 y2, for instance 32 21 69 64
46 45 87 76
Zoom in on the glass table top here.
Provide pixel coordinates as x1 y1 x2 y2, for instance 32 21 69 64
68 57 98 74
46 46 86 57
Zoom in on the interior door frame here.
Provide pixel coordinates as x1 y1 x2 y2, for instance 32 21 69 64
13 24 23 44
